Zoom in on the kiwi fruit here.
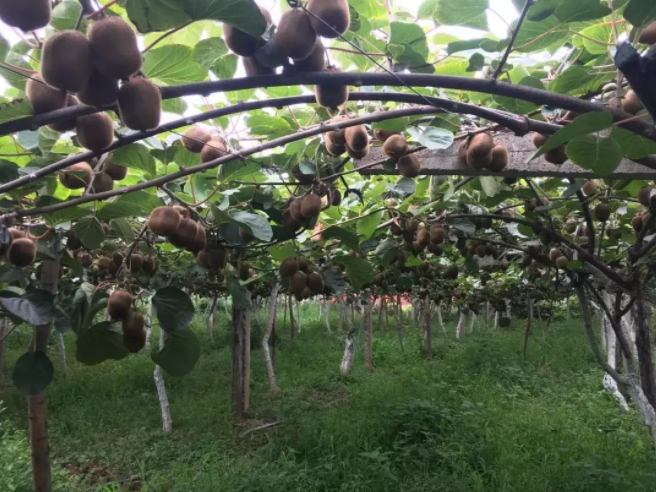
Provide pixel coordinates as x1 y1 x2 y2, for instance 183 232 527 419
224 6 271 56
307 272 324 294
639 185 653 207
428 243 443 256
41 30 93 93
118 76 161 131
97 256 111 271
298 257 311 273
595 203 611 222
196 250 210 268
429 225 445 244
0 0 51 31
107 290 133 320
112 252 123 267
290 270 307 294
622 90 643 115
239 261 251 281
417 229 430 248
77 69 119 107
294 40 326 72
123 331 146 353
565 218 578 233
59 162 93 189
243 56 274 76
315 67 349 109
89 173 114 194
26 74 67 114
300 194 322 218
327 117 348 144
488 145 508 172
191 224 207 253
127 253 143 272
201 138 228 163
374 129 398 143
275 8 317 60
398 154 421 178
477 245 487 257
383 135 408 159
280 257 299 277
445 265 459 280
7 238 36 267
148 207 182 236
344 124 369 152
122 310 144 336
76 112 114 152
525 199 536 212
466 132 494 163
346 144 369 159
544 146 568 165
168 218 197 249
639 21 656 45
325 132 346 156
521 254 533 267
289 200 305 223
48 95 79 133
548 248 562 262
307 0 350 37
88 16 142 80
555 256 568 269
331 189 342 206
532 133 548 149
405 219 419 234
103 161 128 181
582 181 597 196
282 208 302 231
207 248 227 270
180 126 211 153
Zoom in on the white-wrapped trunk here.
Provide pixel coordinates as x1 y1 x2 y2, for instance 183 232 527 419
57 332 66 372
324 300 332 333
144 302 153 350
154 329 172 433
262 286 279 392
436 303 446 337
296 298 302 334
456 310 466 339
364 298 374 371
339 298 356 376
494 310 499 329
0 319 8 383
468 312 477 333
602 306 630 411
207 295 218 344
423 297 432 359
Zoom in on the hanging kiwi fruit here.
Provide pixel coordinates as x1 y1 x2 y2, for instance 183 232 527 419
544 146 568 165
87 16 142 80
383 135 408 159
639 186 653 208
59 162 93 189
76 112 114 152
48 95 79 133
148 206 182 236
168 218 198 250
26 74 67 114
123 330 146 353
127 253 143 273
294 40 326 73
622 90 644 115
77 69 119 108
465 133 494 170
290 270 307 295
488 145 508 172
289 199 305 223
103 161 128 181
307 0 350 38
223 6 271 57
239 260 251 281
0 228 24 256
307 272 324 294
639 22 656 45
594 203 611 222
275 8 317 61
315 67 349 110
346 144 369 159
201 138 228 163
7 237 36 267
532 133 548 149
41 30 93 93
118 76 162 131
0 0 51 31
279 257 299 277
182 126 212 153
282 208 302 231
374 129 398 143
429 225 445 244
89 173 114 194
122 310 144 336
191 224 207 253
397 154 421 178
242 56 275 76
107 290 133 320
325 132 346 156
345 125 369 152
300 194 322 218
207 248 227 270
96 256 111 271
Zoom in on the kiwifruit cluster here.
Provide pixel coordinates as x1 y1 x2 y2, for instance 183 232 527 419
59 162 93 190
381 134 423 178
281 193 323 232
107 290 145 352
458 133 508 171
532 132 567 165
548 248 569 270
307 0 350 38
344 123 370 159
62 157 127 194
294 40 327 73
200 136 229 164
0 0 51 31
279 256 325 300
2 228 36 268
182 126 213 153
147 206 207 253
196 246 228 275
391 218 445 257
639 22 656 45
242 56 274 76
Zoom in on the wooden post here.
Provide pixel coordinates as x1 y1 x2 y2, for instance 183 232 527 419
232 290 251 418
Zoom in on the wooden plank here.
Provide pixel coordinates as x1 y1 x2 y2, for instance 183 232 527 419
355 133 656 179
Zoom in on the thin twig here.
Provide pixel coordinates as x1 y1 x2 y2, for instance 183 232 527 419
493 0 534 79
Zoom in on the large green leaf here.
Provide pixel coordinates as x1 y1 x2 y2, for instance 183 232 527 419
407 127 454 149
76 321 129 365
611 127 656 159
34 196 91 226
432 0 488 29
566 136 623 176
554 0 611 22
389 22 429 58
143 45 208 85
111 144 156 176
11 351 54 396
333 256 374 291
193 37 229 69
152 287 195 333
229 211 273 241
228 276 251 309
0 289 54 326
357 210 383 240
0 99 33 124
515 16 571 53
550 66 611 96
182 0 267 36
96 191 164 221
151 330 201 376
73 217 105 250
51 0 89 31
322 227 360 251
246 115 295 139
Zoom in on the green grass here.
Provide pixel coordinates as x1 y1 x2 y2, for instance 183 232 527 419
1 307 655 492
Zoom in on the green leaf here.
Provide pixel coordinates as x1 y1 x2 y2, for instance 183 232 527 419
433 0 488 29
34 196 91 226
550 66 611 96
111 144 156 176
554 0 611 22
480 176 499 197
74 217 105 250
467 53 485 72
389 22 429 58
212 54 238 79
11 351 54 396
246 114 294 139
375 240 399 263
333 256 374 291
529 112 614 161
269 242 296 262
96 191 164 221
174 144 201 168
322 227 360 251
578 24 614 55
0 159 19 183
388 178 416 198
109 218 134 242
357 210 383 240
515 16 572 53
494 76 546 115
624 0 656 27
143 45 208 85
0 289 54 325
182 0 268 37
566 135 623 176
126 0 190 34
372 117 410 132
0 99 33 124
76 321 129 365
151 330 201 377
193 37 229 69
152 287 195 333
610 127 656 159
51 0 88 31
162 98 188 114
38 127 60 155
228 276 252 309
407 126 453 149
229 211 273 241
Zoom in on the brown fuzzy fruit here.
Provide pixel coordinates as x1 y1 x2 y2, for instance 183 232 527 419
595 203 611 222
88 16 142 80
556 256 568 269
532 133 548 149
48 95 79 133
477 245 487 257
294 39 326 72
289 200 305 223
59 162 93 189
544 146 568 165
325 132 346 156
307 0 350 38
118 77 161 131
429 225 445 244
622 90 643 115
191 224 207 253
565 218 578 233
239 261 251 281
97 256 111 271
0 0 50 31
104 161 128 181
488 145 508 172
201 138 228 163
298 257 311 273
374 129 398 143
108 290 133 320
127 253 143 272
639 186 653 208
181 126 212 153
122 311 144 336
207 248 227 270
346 144 369 159
582 181 597 197
639 21 656 45
280 257 299 277
290 270 307 294
405 219 419 234
417 229 430 248
112 252 123 267
331 189 342 206
196 250 210 268
307 272 324 294
168 218 197 249
300 194 322 218
315 67 349 109
633 215 643 232
76 112 114 152
282 208 302 231
243 56 275 76
148 207 181 236
7 238 35 267
76 69 119 107
26 74 67 114
275 8 317 60
224 6 271 56
172 205 189 219
123 331 146 353
548 248 562 262
345 124 369 152
398 154 421 178
383 135 408 159
41 30 93 93
89 173 114 194
466 133 494 168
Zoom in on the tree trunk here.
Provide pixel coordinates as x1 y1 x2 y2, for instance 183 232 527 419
29 256 60 492
602 299 630 411
296 298 302 334
396 297 404 352
633 298 656 409
436 303 446 337
207 295 218 344
262 286 279 392
566 296 571 318
154 329 172 432
232 290 251 418
56 333 66 372
412 299 420 329
468 312 477 333
494 310 499 329
339 298 355 376
364 298 374 371
456 310 466 339
324 300 332 333
506 299 512 319
423 297 432 359
288 294 295 340
0 318 9 384
523 294 532 360
144 302 153 350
